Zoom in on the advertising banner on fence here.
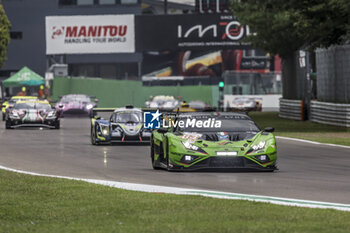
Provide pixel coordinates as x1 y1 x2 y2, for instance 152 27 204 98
136 14 252 51
46 15 135 55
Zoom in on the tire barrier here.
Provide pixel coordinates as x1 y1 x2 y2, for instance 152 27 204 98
279 98 305 121
310 101 350 127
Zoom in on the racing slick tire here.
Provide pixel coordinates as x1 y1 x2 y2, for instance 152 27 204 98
54 120 60 129
150 139 160 170
91 125 100 145
165 138 171 171
5 120 12 129
2 113 5 121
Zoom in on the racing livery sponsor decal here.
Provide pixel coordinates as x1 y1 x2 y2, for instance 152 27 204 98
46 15 135 54
180 132 202 143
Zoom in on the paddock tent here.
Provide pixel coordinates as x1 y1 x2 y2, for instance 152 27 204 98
2 67 44 87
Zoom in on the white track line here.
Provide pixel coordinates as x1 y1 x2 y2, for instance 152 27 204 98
276 136 350 149
1 165 350 212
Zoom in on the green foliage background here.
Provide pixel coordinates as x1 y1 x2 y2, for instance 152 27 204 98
232 0 350 58
0 1 10 68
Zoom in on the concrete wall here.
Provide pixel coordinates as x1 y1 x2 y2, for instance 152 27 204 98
52 77 214 107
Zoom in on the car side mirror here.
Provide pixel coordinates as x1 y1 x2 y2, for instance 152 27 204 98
58 104 64 108
157 128 168 134
264 127 275 133
94 98 99 103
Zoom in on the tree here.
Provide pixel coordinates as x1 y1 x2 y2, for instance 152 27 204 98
231 0 350 100
232 0 350 57
0 2 10 68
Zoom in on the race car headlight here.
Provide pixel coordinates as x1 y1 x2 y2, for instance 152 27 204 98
10 111 20 119
86 104 93 110
46 111 56 118
99 124 110 136
246 141 266 154
182 141 199 151
251 141 266 151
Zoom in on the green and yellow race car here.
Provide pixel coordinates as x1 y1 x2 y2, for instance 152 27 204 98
150 112 277 171
2 96 38 121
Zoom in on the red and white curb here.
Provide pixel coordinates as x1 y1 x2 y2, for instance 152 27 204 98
1 165 350 212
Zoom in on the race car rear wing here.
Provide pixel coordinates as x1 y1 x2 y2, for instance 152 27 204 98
90 108 116 118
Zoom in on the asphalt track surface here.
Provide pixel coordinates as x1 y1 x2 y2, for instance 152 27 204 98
1 118 350 204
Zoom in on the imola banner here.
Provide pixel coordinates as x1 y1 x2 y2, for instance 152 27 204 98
45 15 135 54
135 14 252 51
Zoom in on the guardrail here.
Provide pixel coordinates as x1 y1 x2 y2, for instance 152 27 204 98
310 101 350 127
279 98 304 121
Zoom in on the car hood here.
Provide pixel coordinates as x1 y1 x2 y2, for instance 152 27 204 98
167 130 275 152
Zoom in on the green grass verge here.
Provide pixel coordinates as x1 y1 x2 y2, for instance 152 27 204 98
249 112 350 146
1 169 350 233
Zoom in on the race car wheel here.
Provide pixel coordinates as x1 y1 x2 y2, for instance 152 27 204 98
165 138 171 170
5 120 12 129
2 113 5 121
91 126 96 145
150 140 158 170
151 142 161 170
54 121 60 129
91 125 100 145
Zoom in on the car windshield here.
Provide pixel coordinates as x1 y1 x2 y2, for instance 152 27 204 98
175 114 260 132
61 95 91 103
14 102 52 110
114 111 142 123
9 98 34 104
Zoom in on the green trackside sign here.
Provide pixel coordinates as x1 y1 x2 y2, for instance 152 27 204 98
2 66 45 87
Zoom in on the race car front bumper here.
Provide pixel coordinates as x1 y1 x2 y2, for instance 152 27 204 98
168 156 277 172
110 130 151 142
8 119 59 129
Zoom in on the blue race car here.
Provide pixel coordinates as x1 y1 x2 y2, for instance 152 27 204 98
90 106 151 145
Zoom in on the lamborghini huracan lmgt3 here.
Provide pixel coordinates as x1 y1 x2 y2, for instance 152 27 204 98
151 112 277 171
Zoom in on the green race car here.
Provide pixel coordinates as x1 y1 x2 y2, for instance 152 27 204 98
150 112 277 171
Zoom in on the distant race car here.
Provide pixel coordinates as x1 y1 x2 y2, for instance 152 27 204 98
145 95 180 110
188 100 216 111
56 94 98 117
90 106 151 145
150 112 277 171
5 100 60 129
2 96 38 121
227 97 262 112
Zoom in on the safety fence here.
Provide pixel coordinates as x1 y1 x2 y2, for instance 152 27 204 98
310 101 350 127
279 98 304 121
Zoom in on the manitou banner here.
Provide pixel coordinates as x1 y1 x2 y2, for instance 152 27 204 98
136 14 252 51
45 15 135 54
